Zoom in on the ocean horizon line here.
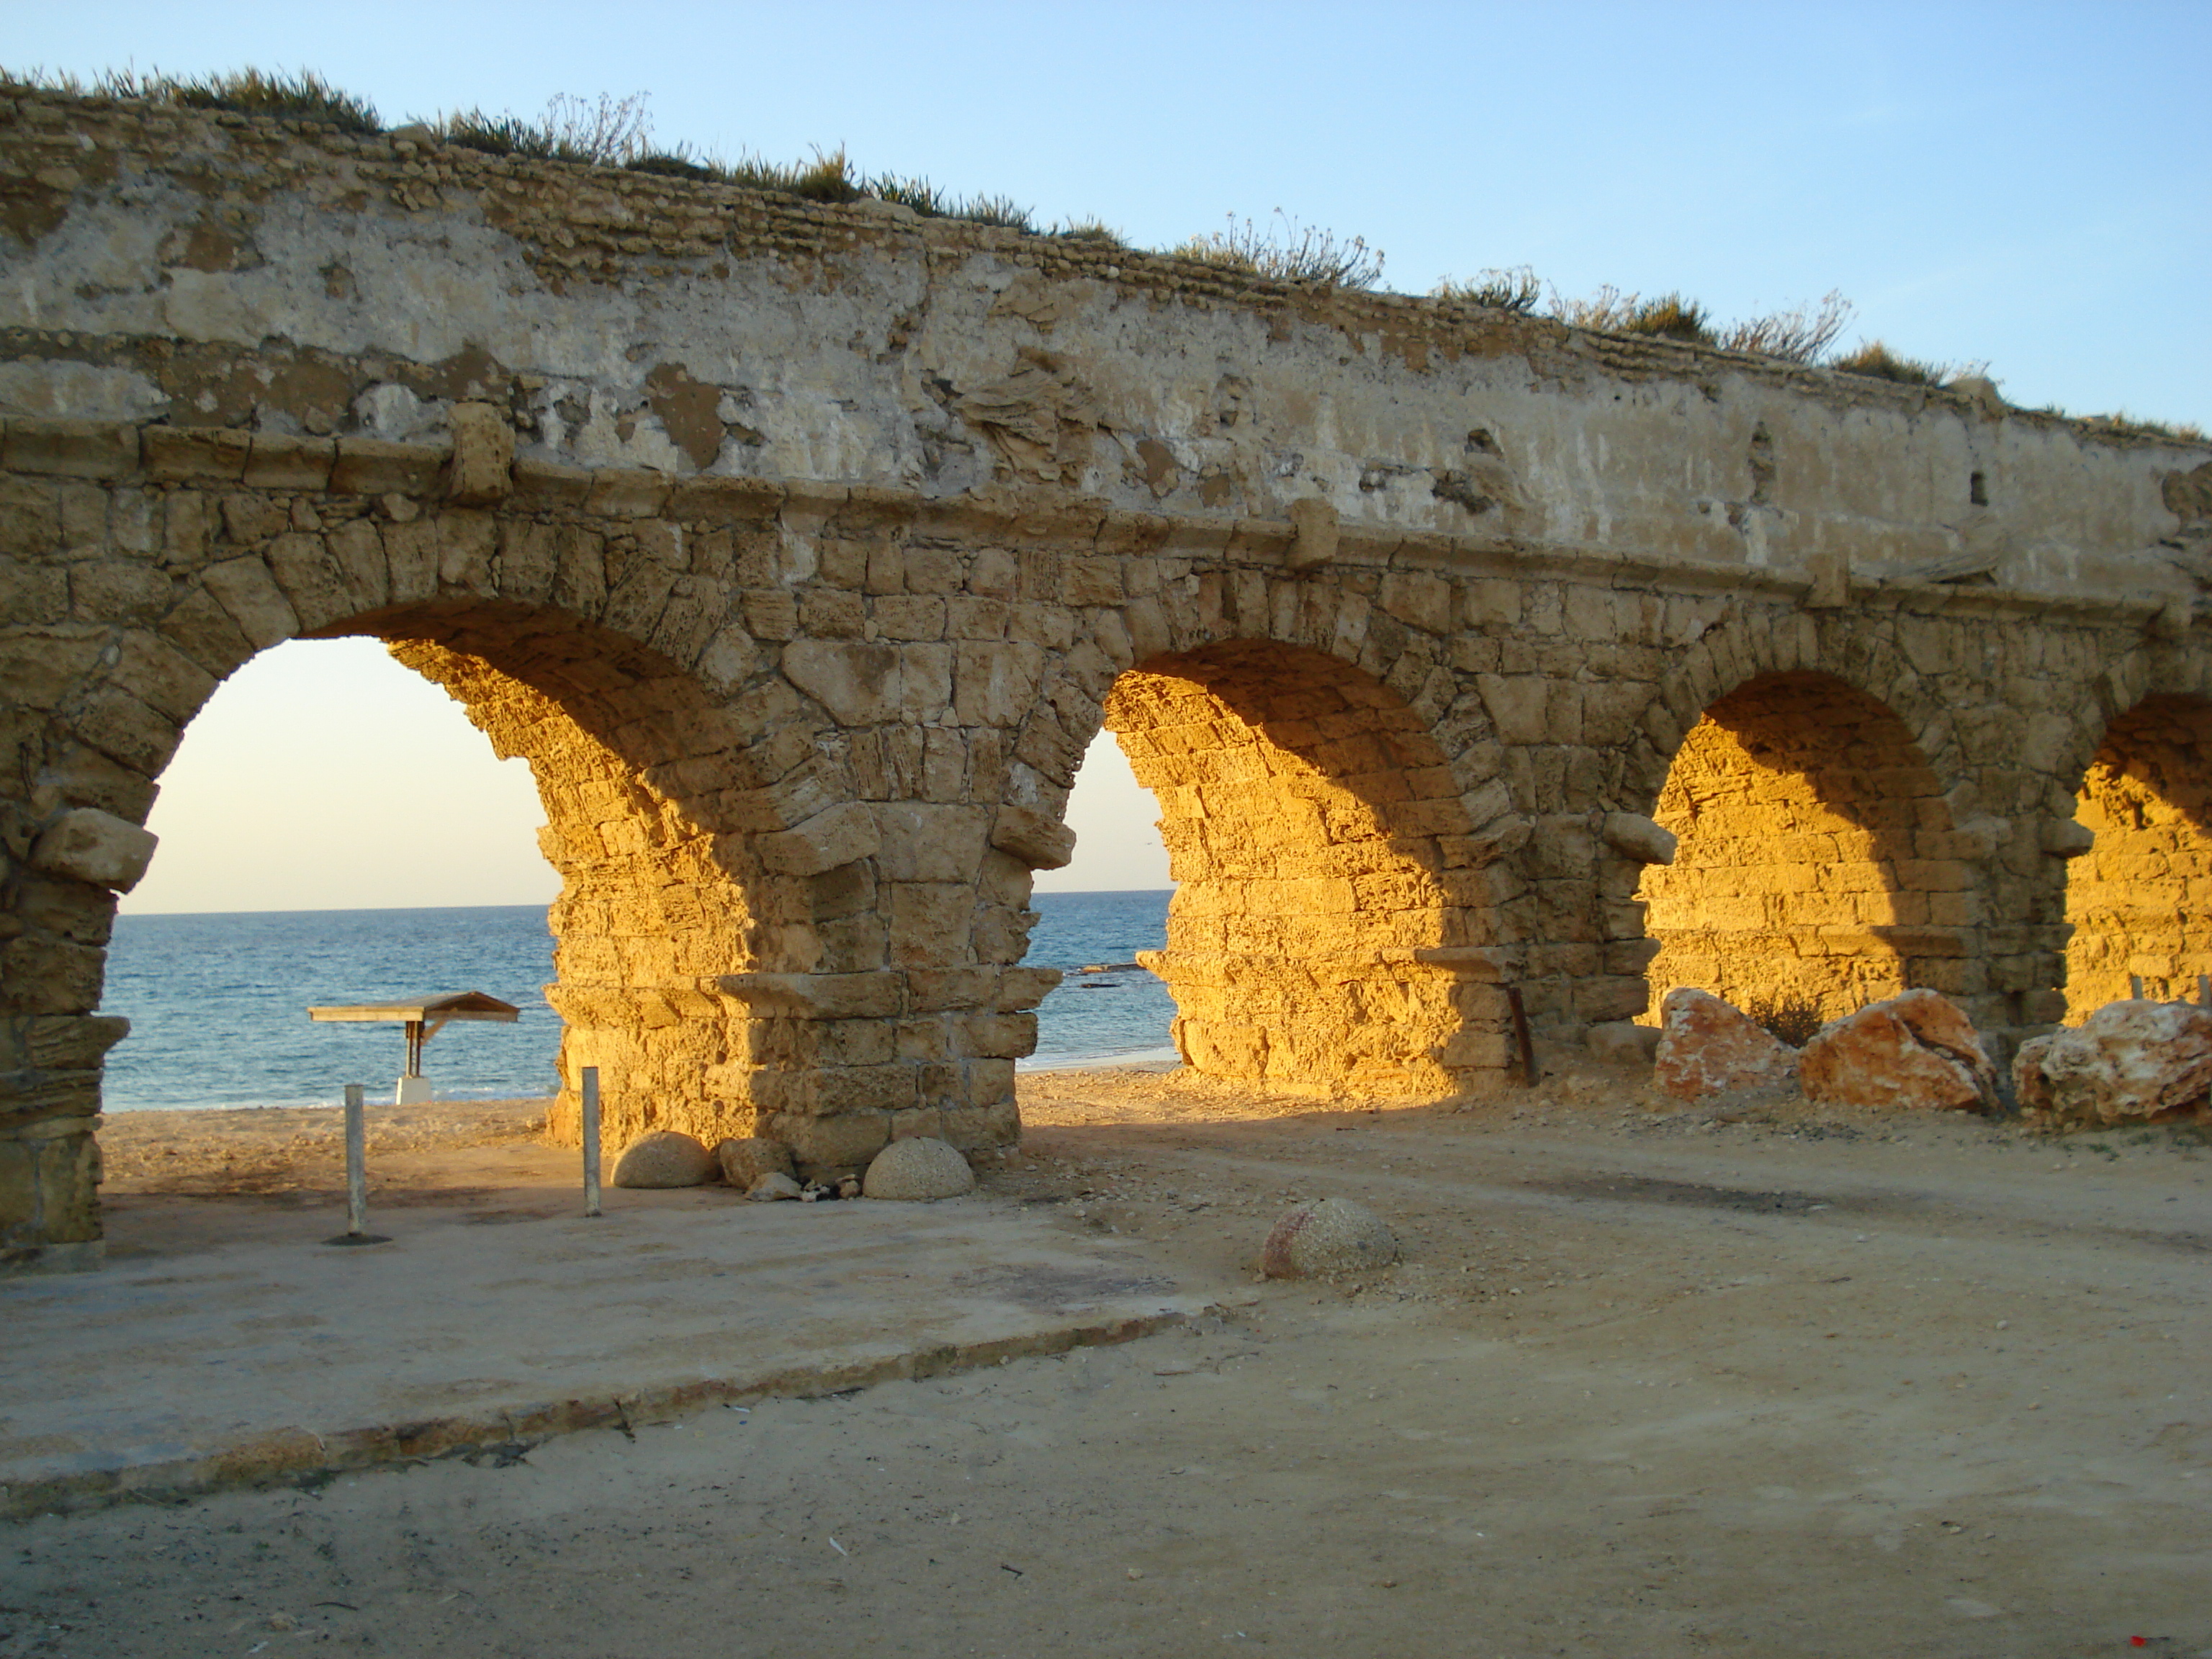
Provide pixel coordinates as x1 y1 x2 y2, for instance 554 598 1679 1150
117 887 1176 922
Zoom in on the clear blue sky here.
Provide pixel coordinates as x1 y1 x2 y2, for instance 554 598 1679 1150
32 1 2198 912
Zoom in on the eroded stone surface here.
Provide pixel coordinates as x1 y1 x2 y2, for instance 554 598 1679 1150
1653 990 1799 1100
611 1131 718 1189
2013 1000 2212 1128
863 1138 976 1202
716 1138 793 1190
1799 990 1996 1113
1262 1198 1399 1278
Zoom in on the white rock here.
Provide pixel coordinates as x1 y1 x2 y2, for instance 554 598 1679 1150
1262 1197 1399 1277
863 1137 975 1201
30 808 158 893
610 1130 716 1188
746 1171 804 1202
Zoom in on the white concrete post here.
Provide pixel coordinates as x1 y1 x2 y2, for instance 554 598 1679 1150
582 1066 602 1218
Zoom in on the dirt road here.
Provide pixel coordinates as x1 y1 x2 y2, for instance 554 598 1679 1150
4 1068 2208 1657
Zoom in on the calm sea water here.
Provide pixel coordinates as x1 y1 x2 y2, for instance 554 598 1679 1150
99 891 1175 1112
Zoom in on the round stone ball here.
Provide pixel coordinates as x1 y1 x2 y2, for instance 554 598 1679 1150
610 1129 718 1188
1262 1197 1400 1277
863 1137 976 1201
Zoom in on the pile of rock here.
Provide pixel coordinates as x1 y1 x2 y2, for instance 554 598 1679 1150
2013 1001 2212 1129
606 1129 977 1202
1653 986 1998 1113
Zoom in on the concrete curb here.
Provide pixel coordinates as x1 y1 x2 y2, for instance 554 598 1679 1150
0 1306 1200 1521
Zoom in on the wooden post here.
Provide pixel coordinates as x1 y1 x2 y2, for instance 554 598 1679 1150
2131 974 2145 999
322 1084 390 1246
582 1066 602 1218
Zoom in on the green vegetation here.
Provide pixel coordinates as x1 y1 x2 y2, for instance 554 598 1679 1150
1830 341 1954 386
2083 410 2208 444
1 64 378 132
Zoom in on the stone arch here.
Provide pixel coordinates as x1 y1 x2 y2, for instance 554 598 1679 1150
2063 694 2212 1014
0 481 886 1265
1014 630 1506 1095
1634 669 1984 1027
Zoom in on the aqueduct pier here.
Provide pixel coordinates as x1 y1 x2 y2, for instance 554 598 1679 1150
3 90 2209 1269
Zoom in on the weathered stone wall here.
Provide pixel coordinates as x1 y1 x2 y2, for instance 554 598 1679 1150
2 89 2208 1268
2064 696 2212 1013
1641 673 1976 1023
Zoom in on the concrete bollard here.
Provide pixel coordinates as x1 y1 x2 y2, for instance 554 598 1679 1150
582 1066 602 1218
323 1084 390 1246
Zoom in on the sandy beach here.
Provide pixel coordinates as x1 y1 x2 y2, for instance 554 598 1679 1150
9 1064 2211 1656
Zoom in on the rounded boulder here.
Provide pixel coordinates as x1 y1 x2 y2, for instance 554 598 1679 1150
1262 1197 1399 1278
863 1137 976 1201
611 1130 718 1189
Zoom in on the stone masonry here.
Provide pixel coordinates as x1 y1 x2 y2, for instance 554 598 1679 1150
2 90 2208 1267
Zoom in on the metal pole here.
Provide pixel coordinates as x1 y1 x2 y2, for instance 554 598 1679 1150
582 1066 602 1218
322 1084 390 1246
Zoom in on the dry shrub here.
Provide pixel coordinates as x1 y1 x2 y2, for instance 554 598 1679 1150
1432 266 1542 313
1174 210 1386 289
1743 989 1825 1048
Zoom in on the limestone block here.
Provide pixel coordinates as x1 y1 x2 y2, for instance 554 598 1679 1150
1601 811 1677 866
863 1136 975 1200
444 403 513 505
989 804 1076 871
875 803 991 882
782 638 900 723
29 806 156 892
763 1109 892 1177
2013 1000 2212 1129
1284 497 1338 572
1588 1020 1660 1069
1262 1198 1398 1277
2042 819 2095 858
755 802 881 877
5 420 139 480
611 1130 719 1188
1653 989 1799 1100
715 1136 793 1189
1799 989 1997 1113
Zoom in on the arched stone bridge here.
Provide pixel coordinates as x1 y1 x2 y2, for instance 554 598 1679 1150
4 90 2208 1268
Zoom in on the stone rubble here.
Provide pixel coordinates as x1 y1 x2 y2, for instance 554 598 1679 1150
2013 999 2212 1128
1799 989 1999 1113
1652 990 1799 1100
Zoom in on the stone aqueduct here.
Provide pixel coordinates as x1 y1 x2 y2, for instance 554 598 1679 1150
2 90 2209 1268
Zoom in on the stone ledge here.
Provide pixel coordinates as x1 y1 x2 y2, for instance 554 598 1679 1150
0 413 2180 626
0 1303 1202 1521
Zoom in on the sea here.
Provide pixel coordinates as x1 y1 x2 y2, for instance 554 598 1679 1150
98 891 1177 1112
